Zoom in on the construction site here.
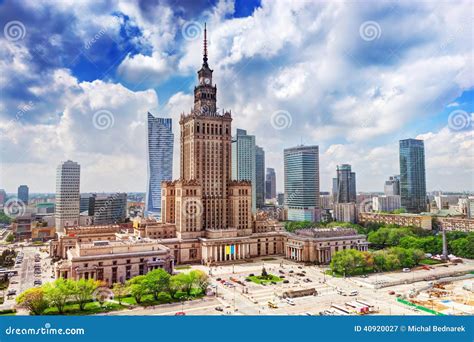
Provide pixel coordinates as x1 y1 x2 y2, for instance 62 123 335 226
400 276 474 315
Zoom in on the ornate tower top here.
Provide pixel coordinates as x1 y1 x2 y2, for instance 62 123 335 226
203 22 208 67
194 22 216 115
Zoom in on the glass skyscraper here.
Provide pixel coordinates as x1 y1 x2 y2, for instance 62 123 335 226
265 168 276 200
333 164 356 204
255 146 265 208
17 185 29 204
284 145 320 222
232 128 257 212
146 113 173 216
399 139 426 213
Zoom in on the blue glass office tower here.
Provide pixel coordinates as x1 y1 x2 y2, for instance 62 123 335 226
146 113 173 216
284 145 320 222
399 139 427 213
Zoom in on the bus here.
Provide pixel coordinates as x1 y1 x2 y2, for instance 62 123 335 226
331 304 351 315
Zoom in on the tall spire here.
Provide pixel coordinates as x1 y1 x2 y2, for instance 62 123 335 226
203 22 208 67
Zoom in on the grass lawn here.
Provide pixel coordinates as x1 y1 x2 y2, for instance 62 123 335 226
43 301 127 315
121 291 204 306
247 274 282 285
419 258 444 265
174 265 192 270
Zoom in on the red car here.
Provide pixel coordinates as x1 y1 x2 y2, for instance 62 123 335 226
175 312 186 316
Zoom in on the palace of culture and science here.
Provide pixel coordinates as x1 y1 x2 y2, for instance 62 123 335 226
51 27 367 284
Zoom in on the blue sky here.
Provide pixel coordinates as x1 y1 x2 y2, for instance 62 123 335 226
0 0 473 194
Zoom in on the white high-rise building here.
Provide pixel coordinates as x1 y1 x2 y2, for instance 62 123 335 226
55 160 80 232
372 195 401 212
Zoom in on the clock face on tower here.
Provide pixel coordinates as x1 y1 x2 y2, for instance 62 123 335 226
204 77 210 85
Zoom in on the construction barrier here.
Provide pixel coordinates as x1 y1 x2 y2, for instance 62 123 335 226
396 297 445 316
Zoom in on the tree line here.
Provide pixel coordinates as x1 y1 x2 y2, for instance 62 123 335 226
16 269 209 315
330 247 425 276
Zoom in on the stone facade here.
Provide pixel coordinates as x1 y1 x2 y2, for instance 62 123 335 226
55 236 173 286
284 228 368 264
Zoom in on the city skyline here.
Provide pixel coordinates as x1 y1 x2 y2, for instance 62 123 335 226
0 1 473 194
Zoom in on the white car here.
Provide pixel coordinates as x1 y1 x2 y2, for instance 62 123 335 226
286 298 295 306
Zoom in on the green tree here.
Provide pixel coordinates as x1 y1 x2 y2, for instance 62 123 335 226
112 283 128 305
68 278 99 311
191 270 209 293
172 273 194 295
16 287 49 315
143 269 171 300
126 275 147 304
43 278 72 314
157 292 172 303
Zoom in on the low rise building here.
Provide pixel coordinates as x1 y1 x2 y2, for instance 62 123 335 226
11 213 34 241
358 212 432 230
437 217 474 232
50 225 121 259
285 227 368 264
54 236 173 285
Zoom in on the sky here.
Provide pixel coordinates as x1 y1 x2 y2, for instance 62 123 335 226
0 0 473 194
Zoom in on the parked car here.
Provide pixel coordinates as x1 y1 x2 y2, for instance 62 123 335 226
215 306 223 312
7 289 16 296
174 312 186 316
286 298 295 306
402 268 411 272
34 280 42 286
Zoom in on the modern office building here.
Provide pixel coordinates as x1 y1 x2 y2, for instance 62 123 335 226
277 193 285 206
80 193 93 213
469 198 474 219
284 145 320 222
232 128 257 212
434 194 460 210
146 113 173 217
333 202 357 223
255 146 265 208
265 168 276 200
88 193 128 225
17 185 29 204
399 139 427 213
55 160 81 232
333 164 356 204
384 175 400 196
320 193 333 210
372 195 401 212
